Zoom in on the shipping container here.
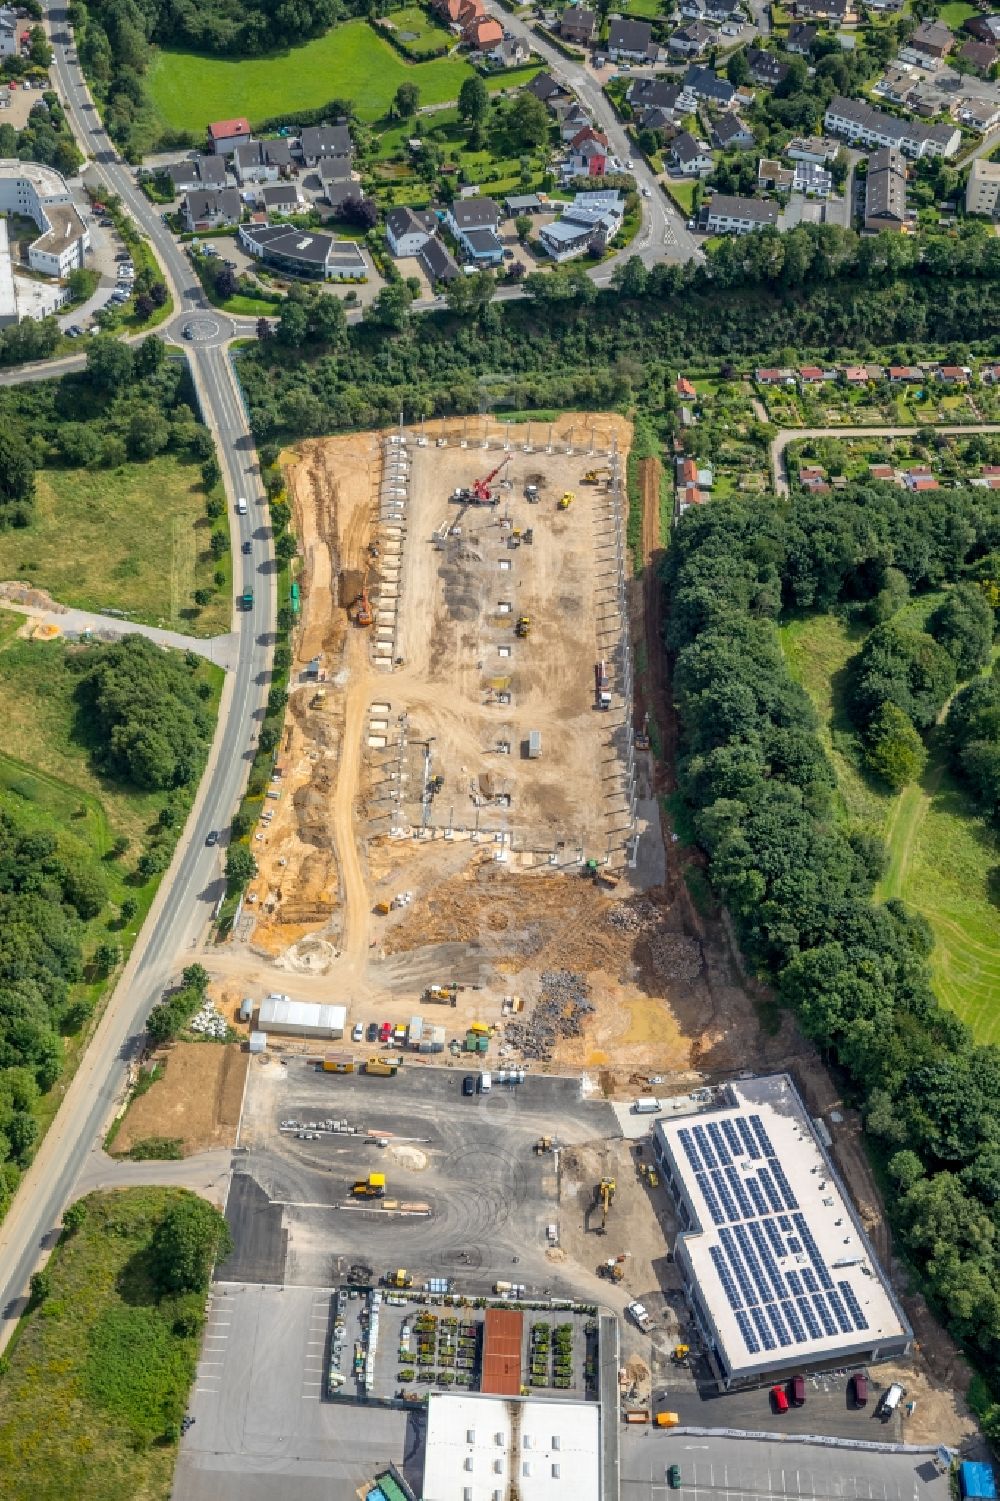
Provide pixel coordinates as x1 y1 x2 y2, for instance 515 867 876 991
633 1097 662 1114
409 1015 424 1047
322 1054 355 1073
527 729 542 759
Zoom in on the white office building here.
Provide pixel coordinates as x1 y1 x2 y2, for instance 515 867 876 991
256 996 346 1038
0 159 90 279
652 1074 911 1389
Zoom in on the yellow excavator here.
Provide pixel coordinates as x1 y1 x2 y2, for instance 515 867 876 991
594 1177 616 1234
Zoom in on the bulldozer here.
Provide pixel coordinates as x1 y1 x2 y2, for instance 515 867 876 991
352 1172 386 1198
594 1176 616 1234
384 1269 412 1288
515 615 531 638
534 1136 555 1154
557 491 574 511
598 1256 625 1282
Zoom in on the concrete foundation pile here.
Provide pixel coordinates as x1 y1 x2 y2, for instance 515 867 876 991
503 969 594 1060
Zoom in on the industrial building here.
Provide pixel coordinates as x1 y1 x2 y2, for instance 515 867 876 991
421 1393 600 1501
652 1074 911 1388
255 995 346 1039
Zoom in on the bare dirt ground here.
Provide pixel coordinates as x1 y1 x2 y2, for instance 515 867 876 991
113 1042 248 1156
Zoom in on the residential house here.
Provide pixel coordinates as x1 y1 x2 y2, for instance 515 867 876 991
982 363 1000 384
747 48 790 87
903 470 940 491
432 0 463 19
957 38 998 72
0 8 17 59
446 196 503 260
965 158 1000 216
166 156 228 193
465 10 503 42
758 157 794 191
794 0 855 24
793 159 832 196
318 159 362 212
869 463 897 480
756 367 796 385
676 375 697 399
937 365 971 384
504 192 544 216
964 14 1000 44
798 366 833 385
419 236 460 285
843 365 870 385
259 183 303 214
181 187 242 229
629 77 684 111
539 189 623 260
668 21 713 55
233 138 293 186
238 223 366 281
560 5 597 44
786 23 817 54
702 193 778 233
957 99 1000 133
671 131 713 175
824 95 960 157
682 65 736 104
712 113 754 150
607 17 657 61
786 135 838 163
559 104 593 142
208 117 251 156
864 146 908 231
300 125 353 169
565 126 610 176
526 70 568 106
490 34 530 65
900 19 953 65
637 104 681 134
889 365 923 382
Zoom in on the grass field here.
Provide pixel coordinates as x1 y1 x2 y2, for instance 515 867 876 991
780 611 1000 1043
146 21 527 134
0 1189 205 1501
664 178 698 215
0 615 223 1136
936 0 977 26
0 458 230 637
381 5 456 55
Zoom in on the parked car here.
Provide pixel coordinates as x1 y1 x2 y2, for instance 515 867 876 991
366 1022 379 1043
790 1374 805 1407
379 1021 392 1043
770 1385 789 1414
851 1372 868 1407
352 1022 364 1043
667 1465 682 1490
462 1075 475 1096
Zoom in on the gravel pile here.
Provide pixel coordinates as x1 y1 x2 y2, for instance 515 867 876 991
644 930 703 981
504 969 595 1061
607 900 659 934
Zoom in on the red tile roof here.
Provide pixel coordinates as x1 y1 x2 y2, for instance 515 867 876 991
208 117 250 139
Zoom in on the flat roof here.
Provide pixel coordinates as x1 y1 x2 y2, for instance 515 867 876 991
257 997 347 1031
423 1394 599 1501
0 219 15 323
656 1075 909 1377
481 1307 523 1396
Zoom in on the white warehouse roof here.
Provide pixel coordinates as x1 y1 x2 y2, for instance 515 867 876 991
654 1075 910 1382
256 997 346 1034
422 1394 599 1501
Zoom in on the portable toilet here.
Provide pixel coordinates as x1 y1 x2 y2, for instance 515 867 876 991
240 998 253 1023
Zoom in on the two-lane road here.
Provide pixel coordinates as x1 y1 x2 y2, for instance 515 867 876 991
0 3 275 1347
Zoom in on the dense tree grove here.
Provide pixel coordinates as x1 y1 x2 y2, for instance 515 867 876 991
663 481 1000 1381
145 964 210 1046
0 339 207 524
76 636 215 791
0 810 111 1214
239 224 1000 437
945 671 1000 829
151 1194 233 1294
0 91 83 177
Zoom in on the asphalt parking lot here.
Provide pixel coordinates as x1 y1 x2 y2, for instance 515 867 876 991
220 1063 620 1295
174 1283 424 1501
621 1434 949 1501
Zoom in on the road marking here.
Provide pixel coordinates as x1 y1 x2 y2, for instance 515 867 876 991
195 1387 219 1395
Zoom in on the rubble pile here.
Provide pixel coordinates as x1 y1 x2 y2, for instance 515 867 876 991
644 930 703 982
504 969 595 1061
607 900 659 934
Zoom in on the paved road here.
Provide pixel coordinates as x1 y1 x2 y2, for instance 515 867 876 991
770 422 1000 494
483 2 703 268
0 1 275 1347
0 598 239 667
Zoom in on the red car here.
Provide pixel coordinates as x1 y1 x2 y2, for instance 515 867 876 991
771 1385 789 1414
379 1021 392 1043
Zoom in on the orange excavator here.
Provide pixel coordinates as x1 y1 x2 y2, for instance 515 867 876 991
355 572 373 628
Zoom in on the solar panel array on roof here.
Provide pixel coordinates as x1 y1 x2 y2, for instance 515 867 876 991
673 1111 875 1358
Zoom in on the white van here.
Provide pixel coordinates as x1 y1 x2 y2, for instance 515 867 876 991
881 1382 904 1416
478 1071 492 1094
236 496 248 515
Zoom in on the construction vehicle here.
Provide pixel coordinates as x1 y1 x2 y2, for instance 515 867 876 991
384 1269 412 1288
582 467 610 484
310 687 327 708
595 660 612 711
626 1300 653 1332
374 901 391 916
524 483 539 502
672 1345 690 1362
321 1055 354 1073
355 580 373 628
425 983 458 1006
364 1057 398 1076
535 1136 554 1154
515 615 531 638
594 1177 616 1234
598 1258 625 1282
352 1172 386 1198
656 1412 680 1428
451 455 510 507
557 491 574 510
